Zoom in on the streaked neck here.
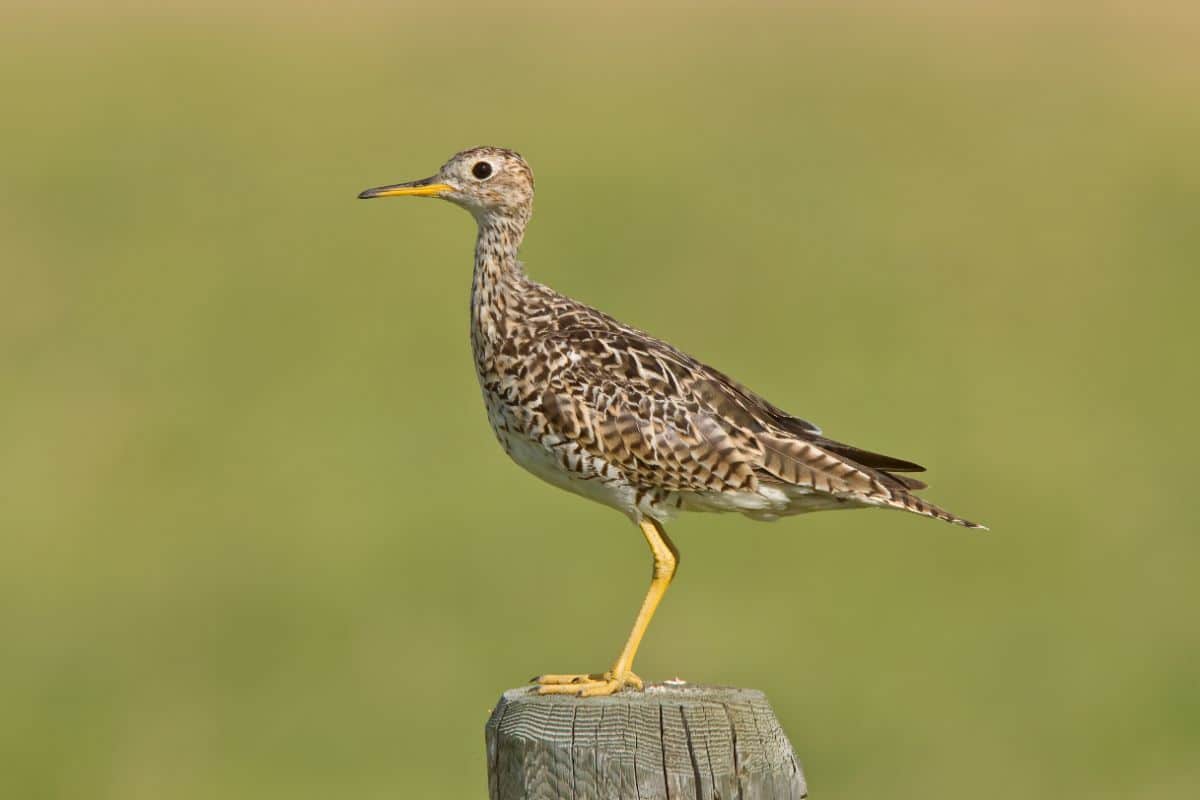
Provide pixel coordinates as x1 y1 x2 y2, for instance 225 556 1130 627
471 214 529 345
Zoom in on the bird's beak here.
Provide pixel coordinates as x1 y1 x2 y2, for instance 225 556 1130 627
357 177 453 199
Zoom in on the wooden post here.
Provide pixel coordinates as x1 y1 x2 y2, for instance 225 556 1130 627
485 683 807 800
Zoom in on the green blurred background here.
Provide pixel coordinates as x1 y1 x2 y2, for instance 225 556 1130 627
2 2 1198 797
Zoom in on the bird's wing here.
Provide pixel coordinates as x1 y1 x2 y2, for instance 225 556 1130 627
538 333 761 495
536 325 922 500
689 363 928 482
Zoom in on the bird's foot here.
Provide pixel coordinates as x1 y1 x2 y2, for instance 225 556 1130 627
532 670 644 697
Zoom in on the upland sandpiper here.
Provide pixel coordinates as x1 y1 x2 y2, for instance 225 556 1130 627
359 147 984 697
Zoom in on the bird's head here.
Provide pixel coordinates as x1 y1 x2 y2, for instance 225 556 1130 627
358 146 534 225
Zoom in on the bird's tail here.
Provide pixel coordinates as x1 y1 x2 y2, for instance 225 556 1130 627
882 490 987 530
757 432 987 529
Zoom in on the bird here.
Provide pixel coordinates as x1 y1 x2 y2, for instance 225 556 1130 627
358 146 984 697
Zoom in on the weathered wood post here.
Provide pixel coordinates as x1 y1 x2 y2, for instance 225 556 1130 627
485 683 807 799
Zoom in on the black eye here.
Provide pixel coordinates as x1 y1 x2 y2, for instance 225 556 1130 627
472 161 493 180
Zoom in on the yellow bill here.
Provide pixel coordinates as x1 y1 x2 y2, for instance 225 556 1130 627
357 179 453 199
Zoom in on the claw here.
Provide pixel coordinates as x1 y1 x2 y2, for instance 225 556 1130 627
534 670 644 696
533 672 601 686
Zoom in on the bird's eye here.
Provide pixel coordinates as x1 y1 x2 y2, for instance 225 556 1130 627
472 161 493 180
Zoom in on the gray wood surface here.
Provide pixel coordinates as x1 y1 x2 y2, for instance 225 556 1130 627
485 684 807 800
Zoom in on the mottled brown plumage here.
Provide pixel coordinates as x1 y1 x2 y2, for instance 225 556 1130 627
359 146 983 696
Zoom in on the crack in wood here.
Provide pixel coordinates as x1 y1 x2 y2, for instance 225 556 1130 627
658 703 672 799
679 705 706 799
720 702 741 794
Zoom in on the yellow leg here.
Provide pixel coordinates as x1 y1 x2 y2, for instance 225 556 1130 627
536 518 678 697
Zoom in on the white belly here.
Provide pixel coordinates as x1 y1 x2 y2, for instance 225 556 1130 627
498 427 643 519
482 393 639 519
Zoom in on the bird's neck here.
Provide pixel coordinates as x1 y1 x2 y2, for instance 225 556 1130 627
471 215 529 349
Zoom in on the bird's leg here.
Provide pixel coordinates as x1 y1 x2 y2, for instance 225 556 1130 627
536 518 678 697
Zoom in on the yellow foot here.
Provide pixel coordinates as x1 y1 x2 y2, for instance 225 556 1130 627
532 670 644 697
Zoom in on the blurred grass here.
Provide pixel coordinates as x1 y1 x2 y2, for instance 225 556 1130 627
2 2 1198 798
